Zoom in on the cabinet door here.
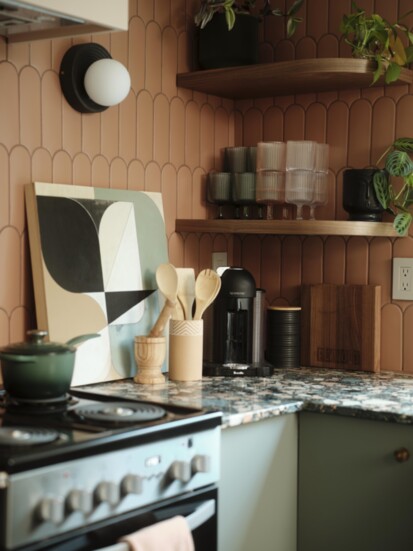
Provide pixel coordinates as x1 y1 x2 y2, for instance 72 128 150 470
298 412 413 551
219 414 297 551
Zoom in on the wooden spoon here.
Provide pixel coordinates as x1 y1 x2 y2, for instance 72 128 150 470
176 267 195 320
149 263 178 337
193 269 221 320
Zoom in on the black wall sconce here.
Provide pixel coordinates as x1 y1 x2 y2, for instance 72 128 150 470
59 43 131 113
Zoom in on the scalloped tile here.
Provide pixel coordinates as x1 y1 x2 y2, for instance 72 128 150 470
0 0 412 372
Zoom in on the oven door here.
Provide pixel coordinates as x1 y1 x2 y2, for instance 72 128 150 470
40 486 217 551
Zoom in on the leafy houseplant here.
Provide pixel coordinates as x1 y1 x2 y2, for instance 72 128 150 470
195 0 304 37
194 0 304 69
340 2 413 84
373 138 413 236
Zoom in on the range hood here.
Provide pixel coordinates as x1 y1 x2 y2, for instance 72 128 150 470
0 0 126 42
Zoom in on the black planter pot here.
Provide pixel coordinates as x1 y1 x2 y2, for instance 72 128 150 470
342 168 386 222
198 13 259 70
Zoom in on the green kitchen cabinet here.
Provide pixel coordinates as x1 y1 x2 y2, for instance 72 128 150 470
298 412 413 551
219 414 298 551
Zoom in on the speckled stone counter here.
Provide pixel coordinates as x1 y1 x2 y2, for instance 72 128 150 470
76 367 413 428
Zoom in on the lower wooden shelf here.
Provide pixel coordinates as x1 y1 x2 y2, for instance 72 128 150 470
175 219 399 237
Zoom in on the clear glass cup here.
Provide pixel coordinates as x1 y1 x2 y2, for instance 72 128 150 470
256 170 285 220
207 172 232 219
256 141 286 171
315 143 329 173
285 170 315 220
286 140 316 171
309 171 329 219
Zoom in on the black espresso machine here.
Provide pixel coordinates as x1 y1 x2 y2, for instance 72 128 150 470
203 267 273 377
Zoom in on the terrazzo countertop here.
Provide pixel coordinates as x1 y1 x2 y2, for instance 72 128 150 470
76 367 413 429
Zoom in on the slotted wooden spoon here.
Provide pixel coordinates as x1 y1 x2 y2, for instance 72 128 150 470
193 269 221 320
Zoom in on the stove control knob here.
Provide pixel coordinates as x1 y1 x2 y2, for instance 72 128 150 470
121 474 143 496
37 497 65 525
169 461 191 483
192 454 211 474
95 481 120 506
67 489 93 515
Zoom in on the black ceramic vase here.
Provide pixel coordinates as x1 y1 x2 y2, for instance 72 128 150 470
342 168 386 222
198 13 259 70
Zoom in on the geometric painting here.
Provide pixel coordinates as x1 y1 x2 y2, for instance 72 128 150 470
25 182 169 386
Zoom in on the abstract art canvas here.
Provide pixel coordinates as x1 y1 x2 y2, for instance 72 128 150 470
25 182 169 386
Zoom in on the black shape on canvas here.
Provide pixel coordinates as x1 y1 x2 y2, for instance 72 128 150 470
105 290 154 324
37 196 104 293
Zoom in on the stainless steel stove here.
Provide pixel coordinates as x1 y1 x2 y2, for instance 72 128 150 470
0 387 221 551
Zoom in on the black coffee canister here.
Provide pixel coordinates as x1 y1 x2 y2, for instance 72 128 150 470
266 306 301 368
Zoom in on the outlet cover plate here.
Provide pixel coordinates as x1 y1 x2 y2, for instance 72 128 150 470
212 252 228 271
392 257 413 300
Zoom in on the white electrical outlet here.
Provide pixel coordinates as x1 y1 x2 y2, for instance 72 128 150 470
392 258 413 300
212 252 228 271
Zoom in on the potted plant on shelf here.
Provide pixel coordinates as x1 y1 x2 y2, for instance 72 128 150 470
194 0 305 70
373 138 413 236
340 1 413 84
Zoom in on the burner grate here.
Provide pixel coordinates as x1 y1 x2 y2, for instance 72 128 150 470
10 394 70 405
73 402 166 424
0 427 60 446
0 393 77 415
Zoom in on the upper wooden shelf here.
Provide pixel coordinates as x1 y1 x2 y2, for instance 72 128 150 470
176 58 413 99
175 219 399 237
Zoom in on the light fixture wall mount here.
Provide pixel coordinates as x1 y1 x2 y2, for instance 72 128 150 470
59 43 131 114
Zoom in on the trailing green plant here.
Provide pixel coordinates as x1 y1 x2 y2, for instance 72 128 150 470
373 138 413 235
194 0 304 37
340 1 413 84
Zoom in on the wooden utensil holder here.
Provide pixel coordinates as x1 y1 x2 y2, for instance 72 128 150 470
169 320 203 381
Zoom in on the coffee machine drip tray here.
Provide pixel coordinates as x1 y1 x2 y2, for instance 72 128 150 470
203 361 274 377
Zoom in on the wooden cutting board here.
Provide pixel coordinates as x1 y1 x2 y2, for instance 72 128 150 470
300 284 381 372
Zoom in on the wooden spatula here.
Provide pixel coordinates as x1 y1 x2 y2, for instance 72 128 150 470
176 268 195 320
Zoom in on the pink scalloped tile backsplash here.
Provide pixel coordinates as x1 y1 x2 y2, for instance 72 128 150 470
1 0 413 373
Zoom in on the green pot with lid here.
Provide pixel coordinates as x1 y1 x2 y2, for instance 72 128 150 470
0 329 100 400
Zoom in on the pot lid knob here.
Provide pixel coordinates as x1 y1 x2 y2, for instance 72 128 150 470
26 330 48 344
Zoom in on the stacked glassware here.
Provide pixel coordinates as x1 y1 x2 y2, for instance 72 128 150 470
206 146 256 219
206 141 329 220
206 171 232 219
226 146 256 219
285 140 330 220
310 143 329 219
255 141 286 220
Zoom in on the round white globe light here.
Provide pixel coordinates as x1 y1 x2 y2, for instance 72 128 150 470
84 58 131 107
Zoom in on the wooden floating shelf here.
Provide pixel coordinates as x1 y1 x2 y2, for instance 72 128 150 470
175 219 399 237
176 58 413 99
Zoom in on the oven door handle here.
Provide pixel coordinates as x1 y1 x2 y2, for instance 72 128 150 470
187 498 215 530
93 499 216 551
154 498 216 531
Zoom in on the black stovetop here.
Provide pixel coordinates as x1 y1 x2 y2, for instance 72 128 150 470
0 389 221 473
